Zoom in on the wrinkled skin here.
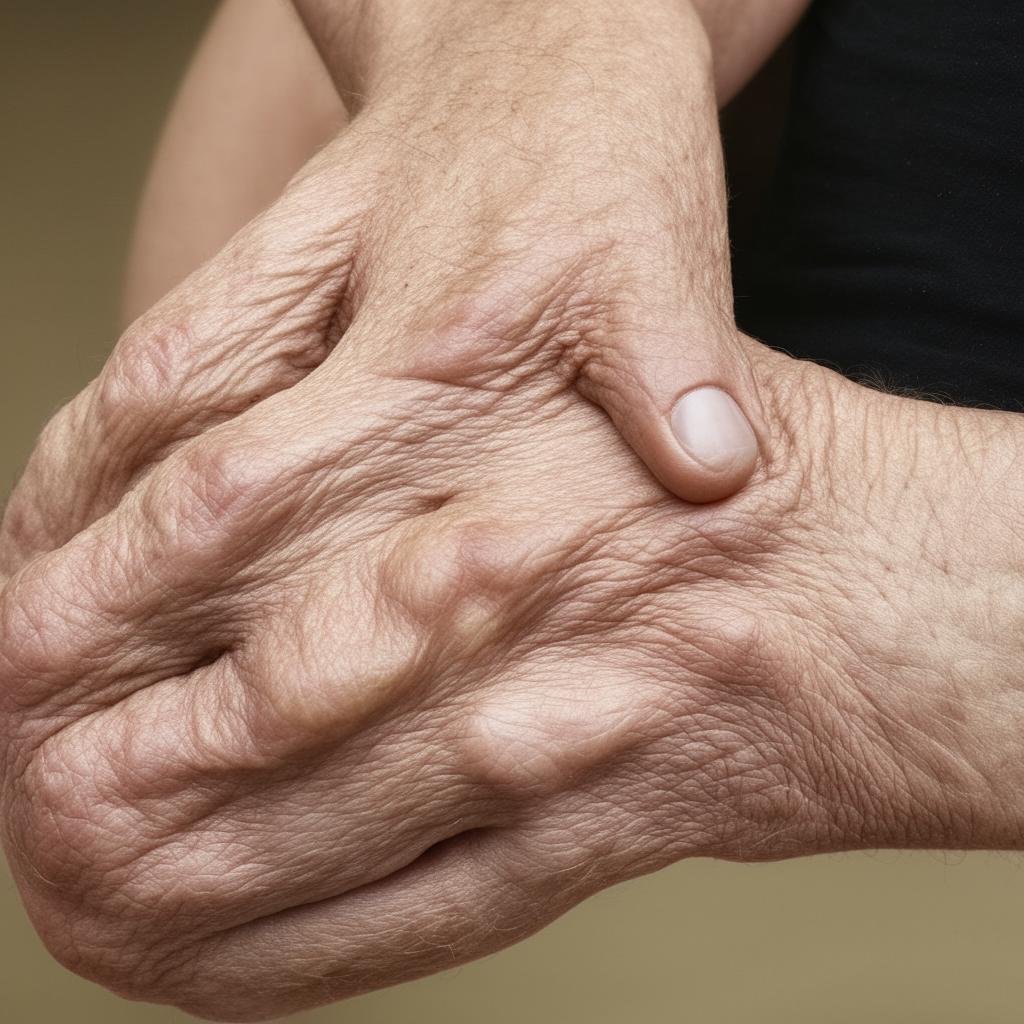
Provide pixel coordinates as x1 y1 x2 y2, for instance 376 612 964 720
3 5 1024 1021
2 191 1022 1018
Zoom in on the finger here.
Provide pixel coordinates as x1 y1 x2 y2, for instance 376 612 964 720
576 319 766 504
168 642 710 1020
327 231 768 507
175 825 589 1021
8 472 622 936
0 365 399 721
1 157 364 569
1 350 581 727
15 651 503 946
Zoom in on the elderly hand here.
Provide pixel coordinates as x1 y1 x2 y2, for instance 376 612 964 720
3 199 1024 1020
4 0 784 568
291 0 776 504
4 1 1024 1017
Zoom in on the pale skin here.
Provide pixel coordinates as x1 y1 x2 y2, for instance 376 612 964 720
1 1 1023 1020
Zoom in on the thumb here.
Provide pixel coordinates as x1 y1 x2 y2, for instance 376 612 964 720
580 324 764 504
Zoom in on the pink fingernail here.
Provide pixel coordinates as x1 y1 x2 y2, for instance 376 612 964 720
670 386 758 472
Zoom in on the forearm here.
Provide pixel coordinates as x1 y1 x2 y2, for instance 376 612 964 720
291 0 809 106
881 401 1024 848
776 366 1024 853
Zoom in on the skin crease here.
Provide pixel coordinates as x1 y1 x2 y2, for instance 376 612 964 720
1 0 1023 1020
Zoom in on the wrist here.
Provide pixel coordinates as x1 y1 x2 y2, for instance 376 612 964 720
293 0 711 108
758 354 1024 852
867 397 1024 850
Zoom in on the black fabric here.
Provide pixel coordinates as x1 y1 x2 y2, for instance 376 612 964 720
733 0 1024 411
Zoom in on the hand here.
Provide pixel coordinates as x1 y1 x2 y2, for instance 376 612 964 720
3 229 1023 1021
299 0 770 503
4 1 1024 1015
3 0 773 573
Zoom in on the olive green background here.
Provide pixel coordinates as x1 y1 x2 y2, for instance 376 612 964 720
2 4 1023 1022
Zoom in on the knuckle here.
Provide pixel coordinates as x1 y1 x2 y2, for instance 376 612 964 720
0 563 87 710
174 440 261 532
460 700 573 801
381 514 541 643
4 745 146 966
7 741 126 912
403 298 550 388
32 916 124 995
10 744 205 1003
98 312 198 424
25 396 87 484
233 594 423 754
684 607 776 685
37 910 194 1009
398 250 614 389
0 574 48 691
0 395 95 566
460 677 643 803
0 487 52 576
33 912 154 1002
145 435 291 561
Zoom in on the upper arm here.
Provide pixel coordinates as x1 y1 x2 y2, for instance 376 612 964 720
121 0 347 326
694 0 811 102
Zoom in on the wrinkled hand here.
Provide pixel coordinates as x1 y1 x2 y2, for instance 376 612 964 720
4 1 1024 1015
4 196 1023 1019
4 1 760 569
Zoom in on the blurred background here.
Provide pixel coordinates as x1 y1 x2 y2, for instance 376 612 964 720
3 3 1024 1022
